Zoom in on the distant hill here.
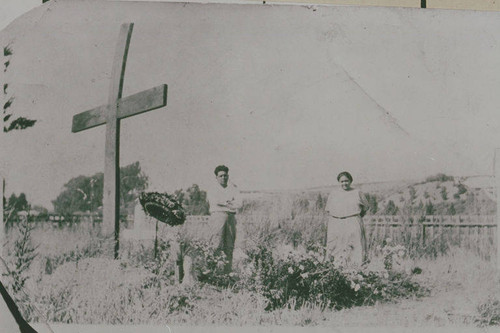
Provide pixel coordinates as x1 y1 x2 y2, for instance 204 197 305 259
241 174 496 216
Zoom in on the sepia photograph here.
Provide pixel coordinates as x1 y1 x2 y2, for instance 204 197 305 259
1 0 500 332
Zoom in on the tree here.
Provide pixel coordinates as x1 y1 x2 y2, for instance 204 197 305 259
3 193 29 223
176 184 209 216
52 161 147 218
2 43 38 280
11 193 28 213
3 45 36 132
119 161 149 208
173 188 185 204
52 175 101 217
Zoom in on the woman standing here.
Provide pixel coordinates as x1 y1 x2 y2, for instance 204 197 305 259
325 171 367 267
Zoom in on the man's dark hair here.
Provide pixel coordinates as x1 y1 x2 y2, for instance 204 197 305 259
214 165 229 176
337 171 353 183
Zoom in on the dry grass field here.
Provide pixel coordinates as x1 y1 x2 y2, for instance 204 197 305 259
2 190 499 329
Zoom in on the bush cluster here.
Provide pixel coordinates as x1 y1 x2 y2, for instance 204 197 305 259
476 295 500 327
185 240 238 288
182 240 428 312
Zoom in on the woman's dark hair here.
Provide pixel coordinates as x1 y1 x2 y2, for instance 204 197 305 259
337 171 353 183
214 165 229 176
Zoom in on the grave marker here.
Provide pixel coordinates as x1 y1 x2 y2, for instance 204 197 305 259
72 23 168 258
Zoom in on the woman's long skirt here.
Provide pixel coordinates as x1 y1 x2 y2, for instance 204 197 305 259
326 216 366 267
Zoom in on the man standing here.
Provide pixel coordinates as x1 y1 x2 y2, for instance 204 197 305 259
206 165 242 273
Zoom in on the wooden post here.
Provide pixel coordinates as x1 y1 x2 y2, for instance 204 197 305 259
103 23 134 258
154 220 159 259
495 149 500 269
71 23 168 259
422 224 426 247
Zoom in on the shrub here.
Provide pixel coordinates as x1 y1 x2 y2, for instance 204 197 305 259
363 193 379 215
440 187 448 201
476 295 500 327
383 200 399 215
244 243 427 311
425 173 454 183
425 200 435 215
409 186 417 203
456 183 467 195
3 219 38 291
182 239 237 289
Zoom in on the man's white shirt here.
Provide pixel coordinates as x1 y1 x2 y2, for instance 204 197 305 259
207 181 242 214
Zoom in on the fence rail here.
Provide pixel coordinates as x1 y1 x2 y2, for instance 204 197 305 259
362 215 496 259
186 214 497 225
22 214 496 259
185 214 497 259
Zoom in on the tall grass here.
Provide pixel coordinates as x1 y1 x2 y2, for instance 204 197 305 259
3 191 499 326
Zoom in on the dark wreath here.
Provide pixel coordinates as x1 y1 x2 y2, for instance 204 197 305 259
139 192 186 226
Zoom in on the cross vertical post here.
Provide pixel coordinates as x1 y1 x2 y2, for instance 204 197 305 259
103 23 134 258
72 23 168 259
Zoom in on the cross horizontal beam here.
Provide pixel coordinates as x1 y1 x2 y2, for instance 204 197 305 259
72 84 167 133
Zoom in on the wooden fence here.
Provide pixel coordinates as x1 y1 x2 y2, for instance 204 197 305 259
185 214 497 259
30 214 497 258
363 215 496 259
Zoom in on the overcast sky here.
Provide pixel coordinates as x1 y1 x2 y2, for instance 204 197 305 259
1 1 500 209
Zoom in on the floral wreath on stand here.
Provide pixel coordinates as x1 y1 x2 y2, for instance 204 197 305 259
139 192 186 226
139 191 187 281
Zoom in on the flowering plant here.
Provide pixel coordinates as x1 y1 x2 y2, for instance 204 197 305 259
243 241 427 311
183 239 238 288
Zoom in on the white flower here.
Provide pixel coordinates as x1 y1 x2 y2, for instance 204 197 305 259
288 267 294 274
383 271 389 279
373 289 379 295
299 265 305 271
354 284 361 292
300 273 309 279
356 274 364 281
229 272 236 277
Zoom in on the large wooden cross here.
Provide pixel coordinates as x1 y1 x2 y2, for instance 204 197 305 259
72 23 167 258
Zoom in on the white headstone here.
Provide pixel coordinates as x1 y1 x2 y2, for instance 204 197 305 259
121 200 156 240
